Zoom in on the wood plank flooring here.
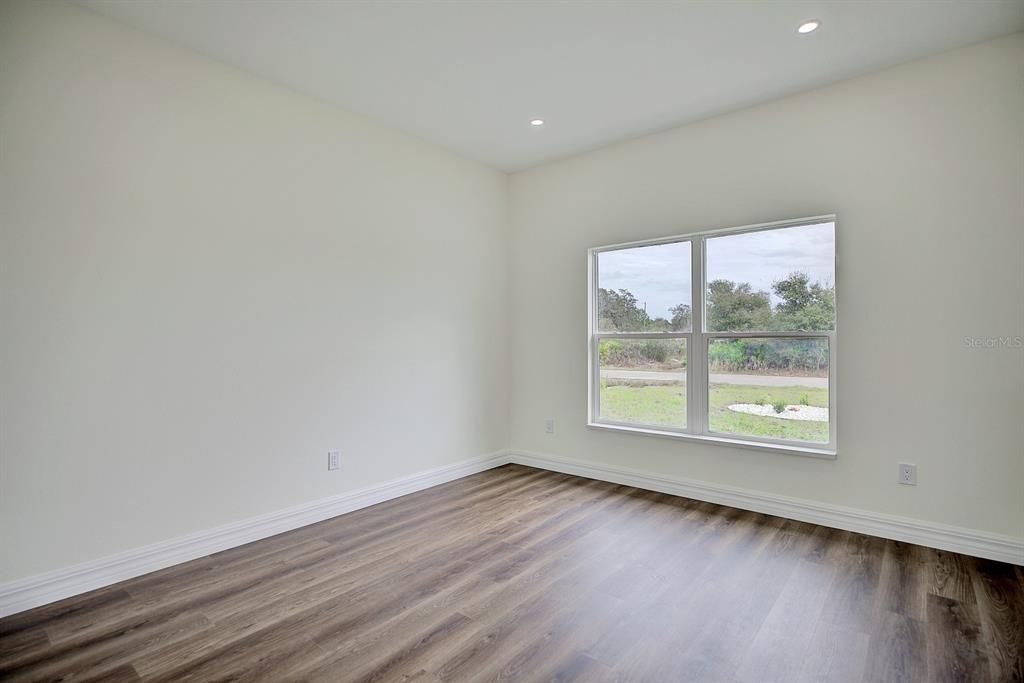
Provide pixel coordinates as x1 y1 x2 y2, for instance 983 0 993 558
1 464 1021 682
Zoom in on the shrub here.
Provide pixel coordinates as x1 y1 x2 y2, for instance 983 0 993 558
799 394 810 406
708 339 745 372
598 339 624 364
638 340 670 363
754 396 767 407
599 339 684 368
772 400 787 414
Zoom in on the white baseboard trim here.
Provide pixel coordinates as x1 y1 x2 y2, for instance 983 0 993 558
4 447 1019 618
507 449 1024 566
0 451 510 618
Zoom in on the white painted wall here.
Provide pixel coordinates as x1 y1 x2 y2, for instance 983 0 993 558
508 34 1024 539
0 0 509 582
2 0 1021 589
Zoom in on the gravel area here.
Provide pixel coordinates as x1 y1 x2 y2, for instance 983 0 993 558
727 404 828 422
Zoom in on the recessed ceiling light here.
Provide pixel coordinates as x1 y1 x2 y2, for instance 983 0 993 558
797 20 820 34
530 119 545 127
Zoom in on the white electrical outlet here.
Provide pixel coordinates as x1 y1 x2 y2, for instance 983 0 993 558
328 450 340 471
898 463 916 486
544 419 555 434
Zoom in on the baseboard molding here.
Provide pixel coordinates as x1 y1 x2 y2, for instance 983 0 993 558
507 449 1024 566
4 447 1019 618
0 451 510 618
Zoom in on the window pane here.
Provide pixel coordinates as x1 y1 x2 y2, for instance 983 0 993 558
597 241 691 332
599 338 686 429
705 222 835 332
707 337 828 443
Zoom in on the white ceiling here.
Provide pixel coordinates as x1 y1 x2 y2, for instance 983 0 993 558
78 0 1024 172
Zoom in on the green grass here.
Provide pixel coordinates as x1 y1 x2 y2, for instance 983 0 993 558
599 381 828 442
599 382 686 428
708 383 828 443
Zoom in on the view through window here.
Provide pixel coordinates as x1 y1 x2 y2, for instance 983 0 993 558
591 217 836 452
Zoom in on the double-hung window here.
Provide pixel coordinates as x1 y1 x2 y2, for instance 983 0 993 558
588 216 836 456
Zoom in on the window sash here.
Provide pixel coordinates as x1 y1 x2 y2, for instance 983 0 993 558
592 332 692 434
702 332 835 448
588 215 837 454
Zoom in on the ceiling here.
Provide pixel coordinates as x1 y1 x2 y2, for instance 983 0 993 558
78 0 1024 172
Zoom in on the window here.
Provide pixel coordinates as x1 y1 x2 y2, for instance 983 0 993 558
589 216 836 455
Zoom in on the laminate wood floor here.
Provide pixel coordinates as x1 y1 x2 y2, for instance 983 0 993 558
2 465 1022 682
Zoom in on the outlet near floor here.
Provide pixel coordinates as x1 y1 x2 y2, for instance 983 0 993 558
898 463 917 486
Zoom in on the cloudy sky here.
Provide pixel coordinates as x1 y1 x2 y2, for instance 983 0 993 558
598 221 834 321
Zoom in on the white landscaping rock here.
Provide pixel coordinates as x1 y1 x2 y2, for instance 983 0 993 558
727 404 828 422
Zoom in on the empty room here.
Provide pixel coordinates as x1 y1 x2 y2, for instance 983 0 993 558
1 0 1022 681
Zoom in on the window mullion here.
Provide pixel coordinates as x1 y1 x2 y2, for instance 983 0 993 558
690 236 706 435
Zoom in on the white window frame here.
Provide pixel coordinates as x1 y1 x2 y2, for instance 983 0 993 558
587 215 837 458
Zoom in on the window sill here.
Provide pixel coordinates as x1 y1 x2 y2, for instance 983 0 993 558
586 422 837 459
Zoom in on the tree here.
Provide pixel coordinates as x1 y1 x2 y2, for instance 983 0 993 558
599 273 833 373
597 288 651 331
705 280 772 331
669 303 691 331
771 272 835 331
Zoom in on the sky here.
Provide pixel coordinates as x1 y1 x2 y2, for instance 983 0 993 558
598 221 835 321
